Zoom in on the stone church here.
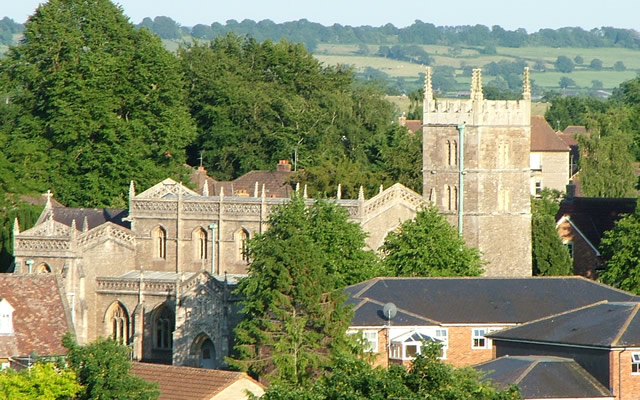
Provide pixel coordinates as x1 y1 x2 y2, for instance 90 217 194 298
10 68 532 367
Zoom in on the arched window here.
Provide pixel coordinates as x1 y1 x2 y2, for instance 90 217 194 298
194 228 207 260
445 140 451 165
106 302 129 345
153 306 174 350
451 140 458 167
443 185 451 210
35 263 51 273
236 229 250 262
153 227 167 259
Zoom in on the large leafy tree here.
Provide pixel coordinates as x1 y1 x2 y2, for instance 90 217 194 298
531 190 572 276
381 206 484 277
0 0 195 207
599 201 640 294
259 342 521 400
178 35 404 197
229 197 379 385
63 334 159 400
0 362 81 400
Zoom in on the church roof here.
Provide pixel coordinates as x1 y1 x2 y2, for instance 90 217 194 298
475 356 613 399
346 277 638 326
0 275 72 360
530 115 570 152
49 207 130 230
130 362 264 400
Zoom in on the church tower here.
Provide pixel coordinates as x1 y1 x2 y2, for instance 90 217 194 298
422 67 532 276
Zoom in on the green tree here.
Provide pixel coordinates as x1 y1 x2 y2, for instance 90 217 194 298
600 201 640 294
573 55 584 65
591 80 604 90
63 334 159 400
559 76 576 89
578 109 637 198
381 206 484 277
613 60 626 71
259 342 521 400
0 0 196 207
589 58 603 70
531 190 572 276
0 362 81 400
554 56 575 73
229 197 378 385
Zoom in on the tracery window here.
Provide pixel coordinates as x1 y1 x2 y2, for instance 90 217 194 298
153 227 167 259
154 306 174 350
107 302 129 345
195 228 207 260
236 229 250 262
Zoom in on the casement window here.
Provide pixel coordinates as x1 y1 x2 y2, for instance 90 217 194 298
348 330 378 353
535 181 543 196
632 353 640 374
564 241 574 258
530 153 542 170
472 328 487 349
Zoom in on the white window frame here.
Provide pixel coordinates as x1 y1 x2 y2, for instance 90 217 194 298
632 353 640 374
472 328 487 349
530 153 542 170
361 330 378 353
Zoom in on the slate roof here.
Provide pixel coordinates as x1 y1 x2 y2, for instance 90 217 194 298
130 362 264 400
49 207 130 230
345 277 638 326
489 301 640 348
0 275 73 359
475 356 612 399
556 197 636 250
530 115 570 152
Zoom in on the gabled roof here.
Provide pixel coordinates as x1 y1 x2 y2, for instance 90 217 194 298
530 116 570 152
346 277 638 326
47 207 129 230
563 125 587 136
0 275 73 359
130 363 264 400
475 356 612 399
556 197 636 250
489 301 640 348
191 164 294 199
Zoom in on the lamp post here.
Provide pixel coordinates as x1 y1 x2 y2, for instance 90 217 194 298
208 224 217 275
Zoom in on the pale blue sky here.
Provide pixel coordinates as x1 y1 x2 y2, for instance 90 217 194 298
3 0 639 33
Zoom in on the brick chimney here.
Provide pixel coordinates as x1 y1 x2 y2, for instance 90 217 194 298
277 160 292 172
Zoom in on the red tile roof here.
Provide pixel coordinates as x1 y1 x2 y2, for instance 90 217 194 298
531 116 570 152
191 165 294 198
0 275 72 359
130 363 264 400
563 125 587 136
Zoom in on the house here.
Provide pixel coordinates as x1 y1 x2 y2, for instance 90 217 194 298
474 355 614 400
397 114 422 133
555 197 636 278
0 275 73 369
345 277 637 369
130 362 264 399
488 301 640 399
558 125 587 178
529 115 570 196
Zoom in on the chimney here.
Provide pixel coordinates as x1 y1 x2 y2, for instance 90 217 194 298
398 112 407 127
566 181 576 199
277 160 292 172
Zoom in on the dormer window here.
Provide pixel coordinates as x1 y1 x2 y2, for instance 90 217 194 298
0 299 15 335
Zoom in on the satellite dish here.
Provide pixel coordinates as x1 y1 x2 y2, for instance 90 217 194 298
383 302 397 320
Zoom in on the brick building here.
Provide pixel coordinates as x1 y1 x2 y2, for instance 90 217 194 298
345 277 637 369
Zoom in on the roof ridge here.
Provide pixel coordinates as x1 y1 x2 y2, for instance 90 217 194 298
363 297 441 324
612 303 640 346
513 359 538 385
352 278 381 298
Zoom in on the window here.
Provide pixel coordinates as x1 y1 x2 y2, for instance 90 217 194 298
361 331 378 353
564 241 574 258
535 181 542 197
443 185 458 211
0 299 14 336
194 228 207 260
632 353 640 374
107 302 129 345
35 263 51 273
154 306 174 350
472 328 487 349
236 229 249 262
153 227 167 259
530 153 542 170
446 140 458 167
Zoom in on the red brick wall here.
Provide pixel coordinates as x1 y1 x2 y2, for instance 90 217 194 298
557 219 601 279
610 350 640 399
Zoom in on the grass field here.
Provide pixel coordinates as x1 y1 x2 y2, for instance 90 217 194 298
314 43 640 92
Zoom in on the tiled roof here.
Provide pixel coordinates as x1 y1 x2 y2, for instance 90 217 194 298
404 120 422 133
0 275 72 359
563 125 587 136
191 166 294 198
475 356 612 399
489 301 640 348
530 116 570 152
345 277 638 326
48 207 130 230
556 197 636 249
130 363 264 400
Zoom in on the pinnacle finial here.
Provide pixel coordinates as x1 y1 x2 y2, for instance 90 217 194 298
261 184 266 198
44 189 53 209
202 181 209 197
129 180 135 199
220 186 224 198
82 216 89 232
424 66 433 101
379 184 384 195
358 186 364 201
522 67 531 100
254 181 259 198
303 184 308 199
13 218 19 234
337 184 342 200
296 182 300 193
471 69 483 101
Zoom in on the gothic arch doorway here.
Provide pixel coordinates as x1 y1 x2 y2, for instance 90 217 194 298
191 334 217 369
